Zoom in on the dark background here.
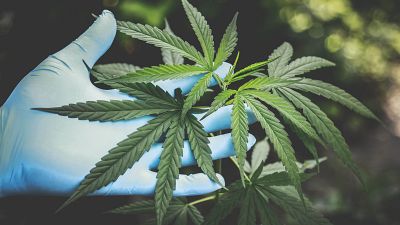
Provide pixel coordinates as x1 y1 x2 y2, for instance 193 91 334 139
1 0 399 224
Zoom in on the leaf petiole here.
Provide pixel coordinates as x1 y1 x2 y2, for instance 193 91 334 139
229 157 251 182
189 194 219 206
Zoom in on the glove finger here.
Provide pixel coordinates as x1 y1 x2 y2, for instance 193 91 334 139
154 62 232 96
195 104 257 133
94 170 224 196
83 62 232 102
140 133 256 170
52 10 116 72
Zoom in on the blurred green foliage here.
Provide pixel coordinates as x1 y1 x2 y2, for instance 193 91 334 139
274 0 400 82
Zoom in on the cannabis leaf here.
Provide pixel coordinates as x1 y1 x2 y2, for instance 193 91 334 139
203 181 245 225
204 170 326 225
162 20 184 65
260 42 378 186
114 0 240 118
36 3 380 225
109 82 179 107
226 59 275 85
110 198 204 225
202 89 236 119
182 72 213 116
280 56 335 78
214 13 238 68
231 95 249 184
155 117 185 225
33 100 178 122
101 64 207 83
242 95 304 201
289 78 378 121
268 42 293 76
117 20 206 66
246 138 326 177
185 114 221 185
182 0 214 68
248 138 269 174
279 88 366 184
283 117 320 170
238 76 297 91
44 1 245 218
264 186 332 225
238 186 256 225
56 111 177 211
93 63 141 80
243 89 322 145
109 199 156 214
254 191 280 225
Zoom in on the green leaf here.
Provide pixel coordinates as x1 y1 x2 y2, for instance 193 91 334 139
256 171 314 187
268 42 293 77
155 116 185 225
117 20 206 65
212 72 225 89
214 13 238 68
101 64 207 83
162 20 184 65
108 199 155 214
175 208 189 225
141 199 187 225
279 88 366 186
290 78 378 121
182 0 214 68
93 63 140 80
250 138 270 173
142 213 178 225
280 114 320 171
238 187 256 225
244 160 252 174
112 82 178 107
185 114 221 185
263 186 333 225
223 51 240 85
231 59 275 83
231 95 249 184
187 204 204 225
250 163 264 181
202 89 236 120
34 100 178 122
301 157 327 172
238 77 298 91
254 191 280 225
242 95 303 201
203 181 244 225
261 157 326 176
280 56 335 78
58 112 176 211
182 72 213 116
244 90 322 145
262 161 301 176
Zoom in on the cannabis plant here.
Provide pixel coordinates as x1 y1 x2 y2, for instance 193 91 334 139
34 0 378 224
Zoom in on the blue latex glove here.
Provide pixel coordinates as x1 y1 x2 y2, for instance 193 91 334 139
0 10 256 197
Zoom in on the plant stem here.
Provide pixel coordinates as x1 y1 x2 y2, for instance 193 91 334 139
229 157 251 181
216 159 222 174
214 159 222 201
189 195 216 206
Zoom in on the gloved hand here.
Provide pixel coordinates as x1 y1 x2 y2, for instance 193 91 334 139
0 10 256 197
